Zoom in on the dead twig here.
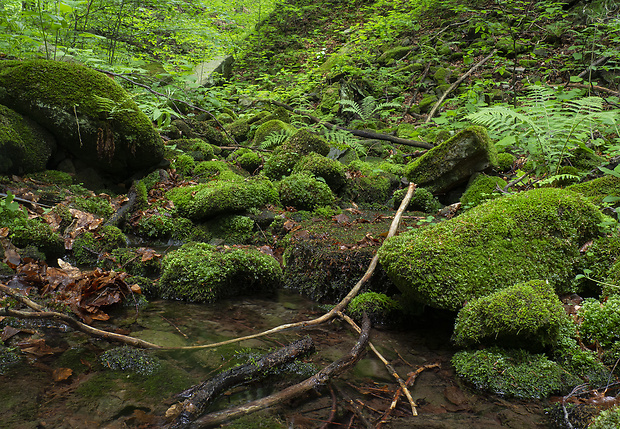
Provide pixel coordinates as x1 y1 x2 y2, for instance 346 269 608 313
425 49 498 122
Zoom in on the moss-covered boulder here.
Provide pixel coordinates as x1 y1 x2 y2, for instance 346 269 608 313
158 242 282 302
378 188 607 311
281 129 329 157
0 60 164 179
169 138 216 161
452 347 579 399
168 177 279 220
392 187 441 213
579 296 620 348
404 126 498 193
568 175 620 207
0 104 56 175
460 174 507 208
278 173 334 210
347 292 403 326
253 119 295 147
262 150 302 180
292 152 346 191
73 225 127 266
452 280 568 349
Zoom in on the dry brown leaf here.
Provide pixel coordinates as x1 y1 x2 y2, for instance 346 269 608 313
52 367 73 382
1 326 22 342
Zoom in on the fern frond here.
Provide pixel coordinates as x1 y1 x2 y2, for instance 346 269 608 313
466 106 542 136
260 130 291 150
340 99 365 119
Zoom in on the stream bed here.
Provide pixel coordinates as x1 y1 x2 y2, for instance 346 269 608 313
0 290 549 428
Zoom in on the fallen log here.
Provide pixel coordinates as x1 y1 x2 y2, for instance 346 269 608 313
184 314 371 428
166 336 315 429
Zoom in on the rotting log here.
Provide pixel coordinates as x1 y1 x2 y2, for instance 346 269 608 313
166 336 315 429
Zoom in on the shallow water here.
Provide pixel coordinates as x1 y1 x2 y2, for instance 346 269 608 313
0 290 549 428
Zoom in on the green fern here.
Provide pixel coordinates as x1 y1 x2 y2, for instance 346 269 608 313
324 128 368 156
259 129 292 150
466 85 620 174
340 96 401 121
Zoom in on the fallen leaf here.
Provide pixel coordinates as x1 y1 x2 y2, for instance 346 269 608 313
52 367 73 382
1 326 21 342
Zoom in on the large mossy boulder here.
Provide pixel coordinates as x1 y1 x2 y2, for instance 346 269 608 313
452 280 569 349
281 129 329 157
278 173 334 210
0 60 164 178
0 104 56 175
168 176 279 220
377 187 607 311
404 126 498 193
158 242 282 302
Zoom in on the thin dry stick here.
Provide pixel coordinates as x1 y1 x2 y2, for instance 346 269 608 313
425 49 498 122
0 283 45 311
336 311 418 417
168 183 417 351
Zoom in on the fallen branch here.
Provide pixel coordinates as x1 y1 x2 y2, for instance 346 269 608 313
167 336 315 429
264 100 433 149
336 311 418 417
168 183 417 352
425 49 498 122
564 82 620 97
184 314 371 428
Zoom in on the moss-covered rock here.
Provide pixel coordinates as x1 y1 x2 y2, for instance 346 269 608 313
460 174 507 208
168 177 279 220
262 150 302 180
0 104 56 175
292 152 346 191
278 173 334 210
392 187 441 212
0 60 164 179
8 217 64 260
229 149 263 174
281 129 329 157
347 292 403 326
253 119 295 147
579 296 620 348
405 126 498 193
26 169 73 186
73 225 127 266
452 280 568 349
171 153 196 176
496 152 516 172
568 175 620 207
590 406 620 429
159 242 282 302
378 187 607 311
207 215 255 244
452 347 579 399
100 346 161 375
169 138 216 161
193 160 242 181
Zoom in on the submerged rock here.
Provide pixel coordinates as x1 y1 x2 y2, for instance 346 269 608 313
378 187 607 311
404 126 498 193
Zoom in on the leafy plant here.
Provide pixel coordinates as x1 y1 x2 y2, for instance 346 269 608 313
340 96 401 121
260 129 293 150
467 85 620 175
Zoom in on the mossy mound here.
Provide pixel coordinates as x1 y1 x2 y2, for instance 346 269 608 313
0 104 56 175
392 187 441 212
169 138 216 161
0 60 164 178
99 346 160 375
496 152 516 172
579 296 620 348
347 292 403 326
340 161 397 205
207 215 255 244
460 174 507 209
135 212 195 242
168 177 279 220
73 225 127 266
404 126 498 193
278 173 335 210
378 187 607 311
193 160 242 181
292 152 346 191
229 148 263 174
159 242 282 302
253 119 295 147
281 129 329 157
590 406 620 429
262 150 302 180
567 175 620 207
452 347 579 399
452 280 568 349
8 217 64 260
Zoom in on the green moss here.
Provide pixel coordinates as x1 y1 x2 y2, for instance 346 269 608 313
579 296 620 348
496 153 516 172
568 175 620 207
576 234 620 294
292 152 346 191
590 406 620 429
0 104 54 175
136 212 194 242
0 344 21 374
9 217 64 260
231 150 263 174
392 187 441 212
169 138 215 161
208 215 255 244
193 160 242 181
0 262 13 276
378 188 607 311
73 225 127 266
452 347 579 399
460 174 507 209
172 153 196 176
159 242 282 302
168 177 279 220
226 118 251 142
340 160 396 205
99 346 160 375
25 170 73 186
262 150 302 180
101 247 161 277
278 173 335 211
281 129 329 157
348 292 403 326
253 119 295 147
70 195 114 218
452 280 568 349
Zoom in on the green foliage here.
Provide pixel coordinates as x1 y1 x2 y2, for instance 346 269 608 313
579 296 620 348
70 195 114 218
460 174 507 209
451 280 568 349
278 173 335 211
452 347 579 399
0 191 26 225
73 225 127 265
292 152 346 191
466 86 620 175
100 346 160 376
262 151 302 180
590 406 620 429
340 96 401 121
392 187 441 213
9 217 64 260
347 292 403 326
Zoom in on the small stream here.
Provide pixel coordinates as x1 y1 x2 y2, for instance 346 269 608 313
0 290 549 428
